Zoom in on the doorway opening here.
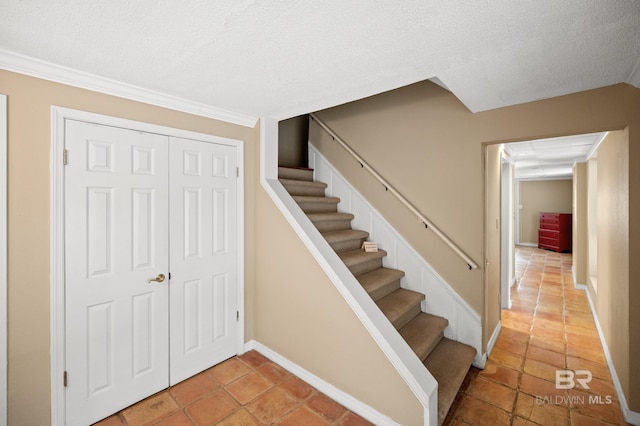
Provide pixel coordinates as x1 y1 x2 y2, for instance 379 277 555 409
497 132 607 309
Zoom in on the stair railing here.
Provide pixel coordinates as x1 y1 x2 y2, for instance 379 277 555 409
310 113 479 270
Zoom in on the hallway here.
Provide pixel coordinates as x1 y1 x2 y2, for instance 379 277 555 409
444 246 628 425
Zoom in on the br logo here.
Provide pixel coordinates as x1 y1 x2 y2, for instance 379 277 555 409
556 370 592 389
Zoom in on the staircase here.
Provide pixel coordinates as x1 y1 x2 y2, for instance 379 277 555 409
278 166 476 425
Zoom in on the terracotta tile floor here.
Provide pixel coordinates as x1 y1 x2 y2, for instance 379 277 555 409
95 350 373 425
444 246 630 426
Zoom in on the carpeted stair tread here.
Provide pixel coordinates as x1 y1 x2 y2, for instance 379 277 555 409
279 178 327 196
423 338 476 425
322 229 370 244
307 212 354 232
278 166 314 181
293 195 340 213
399 313 448 361
376 288 425 329
292 195 340 204
322 229 370 253
339 250 388 276
356 268 404 301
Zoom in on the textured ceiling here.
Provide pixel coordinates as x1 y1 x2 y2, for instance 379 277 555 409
1 1 639 120
505 133 606 180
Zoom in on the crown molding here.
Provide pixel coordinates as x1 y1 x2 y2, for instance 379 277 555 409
0 49 258 128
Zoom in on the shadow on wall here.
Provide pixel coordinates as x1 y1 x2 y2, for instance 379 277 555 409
279 114 309 168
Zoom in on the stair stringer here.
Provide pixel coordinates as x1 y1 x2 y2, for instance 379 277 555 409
262 177 438 425
309 144 484 367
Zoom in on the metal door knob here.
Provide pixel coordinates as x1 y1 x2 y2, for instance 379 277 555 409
147 273 166 283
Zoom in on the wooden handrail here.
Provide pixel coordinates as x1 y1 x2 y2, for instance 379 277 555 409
310 113 479 270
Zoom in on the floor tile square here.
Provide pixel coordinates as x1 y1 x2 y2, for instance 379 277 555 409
279 375 316 401
215 408 260 426
256 361 290 384
185 390 238 425
280 406 330 426
523 358 562 383
169 372 219 406
490 346 525 370
121 391 178 425
525 345 566 369
566 356 611 381
238 350 270 368
306 392 348 422
245 387 299 424
515 389 569 426
457 395 511 425
154 410 193 426
466 377 516 412
477 360 520 389
207 358 251 385
225 371 273 404
568 388 626 424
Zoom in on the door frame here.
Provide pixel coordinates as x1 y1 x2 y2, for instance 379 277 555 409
50 106 245 425
1 94 7 426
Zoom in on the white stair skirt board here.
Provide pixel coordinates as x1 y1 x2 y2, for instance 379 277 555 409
573 283 640 425
309 144 484 367
244 340 400 426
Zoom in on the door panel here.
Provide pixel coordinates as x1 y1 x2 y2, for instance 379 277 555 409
65 121 169 426
169 137 238 385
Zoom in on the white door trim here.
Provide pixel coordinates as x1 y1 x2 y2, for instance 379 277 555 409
0 93 8 426
50 106 245 425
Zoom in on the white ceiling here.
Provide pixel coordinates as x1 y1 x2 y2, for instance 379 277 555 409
504 132 606 180
1 1 639 121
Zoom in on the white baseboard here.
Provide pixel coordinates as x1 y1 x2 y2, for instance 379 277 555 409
516 242 537 248
478 321 502 369
576 286 640 425
244 340 400 426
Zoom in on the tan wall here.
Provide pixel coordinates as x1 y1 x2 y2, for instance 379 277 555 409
518 179 573 245
1 69 423 425
0 69 258 425
582 130 632 408
311 81 640 409
253 188 422 425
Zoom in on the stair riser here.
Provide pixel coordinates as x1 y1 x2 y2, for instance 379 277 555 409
329 238 368 253
393 303 422 330
420 332 444 362
278 167 314 181
281 184 326 197
297 202 338 213
311 219 352 232
368 279 401 301
348 258 383 276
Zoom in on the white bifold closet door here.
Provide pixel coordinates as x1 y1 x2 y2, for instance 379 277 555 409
64 121 238 426
168 136 239 385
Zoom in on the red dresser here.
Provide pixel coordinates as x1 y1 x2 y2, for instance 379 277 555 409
538 213 572 253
